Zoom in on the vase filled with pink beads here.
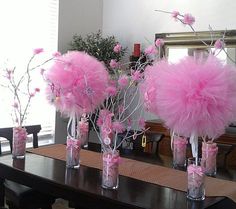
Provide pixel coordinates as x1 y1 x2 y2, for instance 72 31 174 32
173 135 188 168
201 141 218 176
102 149 120 189
12 127 28 159
187 158 205 201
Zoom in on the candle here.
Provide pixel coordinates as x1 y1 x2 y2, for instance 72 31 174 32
133 43 141 57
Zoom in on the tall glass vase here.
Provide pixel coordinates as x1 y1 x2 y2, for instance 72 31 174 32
66 137 81 169
187 158 205 201
12 127 27 159
173 136 187 168
78 119 89 148
201 141 218 176
102 150 119 189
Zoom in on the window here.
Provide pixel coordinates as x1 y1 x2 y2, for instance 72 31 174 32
0 0 59 146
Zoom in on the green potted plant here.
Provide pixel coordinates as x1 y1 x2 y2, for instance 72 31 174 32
70 30 127 73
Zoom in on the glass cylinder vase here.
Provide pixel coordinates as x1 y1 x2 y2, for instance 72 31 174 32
173 136 187 168
187 158 205 201
78 120 89 148
201 141 218 176
12 127 27 159
66 137 81 169
102 150 119 189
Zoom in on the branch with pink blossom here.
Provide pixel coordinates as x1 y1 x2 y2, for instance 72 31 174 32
155 9 236 64
90 43 151 153
1 48 57 127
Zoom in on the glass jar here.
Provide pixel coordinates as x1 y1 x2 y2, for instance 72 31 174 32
201 141 218 176
102 150 119 189
12 127 27 159
78 120 89 148
66 136 81 169
173 136 187 168
187 158 205 201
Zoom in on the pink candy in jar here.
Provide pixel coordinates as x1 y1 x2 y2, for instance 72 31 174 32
187 158 205 201
102 150 120 189
12 127 27 159
201 141 218 176
173 136 188 168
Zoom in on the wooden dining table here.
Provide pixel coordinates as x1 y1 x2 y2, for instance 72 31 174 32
0 143 235 209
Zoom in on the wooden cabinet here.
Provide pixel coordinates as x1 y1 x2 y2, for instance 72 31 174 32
145 120 236 167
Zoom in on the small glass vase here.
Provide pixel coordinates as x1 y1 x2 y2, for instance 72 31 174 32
12 127 27 159
187 158 205 201
102 150 119 189
173 136 187 168
78 120 89 148
201 141 218 176
66 137 81 169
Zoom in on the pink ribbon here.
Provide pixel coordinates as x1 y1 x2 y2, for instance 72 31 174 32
103 152 121 165
173 137 187 148
187 164 204 176
79 121 89 134
202 143 218 155
66 138 81 150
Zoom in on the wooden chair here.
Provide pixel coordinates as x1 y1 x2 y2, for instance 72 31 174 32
0 125 55 209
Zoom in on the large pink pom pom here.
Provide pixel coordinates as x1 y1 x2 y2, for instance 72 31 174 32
45 51 109 116
154 56 236 139
139 60 169 113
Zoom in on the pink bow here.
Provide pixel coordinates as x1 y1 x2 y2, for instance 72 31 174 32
187 164 204 176
202 146 218 155
67 138 81 150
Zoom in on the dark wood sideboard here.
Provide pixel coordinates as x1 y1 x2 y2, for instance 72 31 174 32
145 120 236 167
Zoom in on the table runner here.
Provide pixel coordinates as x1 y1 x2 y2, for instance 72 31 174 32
28 144 236 202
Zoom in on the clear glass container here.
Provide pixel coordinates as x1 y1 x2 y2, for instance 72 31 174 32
66 136 81 169
102 150 119 189
201 141 218 176
173 136 187 168
12 127 27 159
187 158 205 201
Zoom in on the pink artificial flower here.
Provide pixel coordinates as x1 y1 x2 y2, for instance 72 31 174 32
109 59 119 68
155 39 164 47
118 75 129 88
33 48 44 55
172 11 180 19
113 43 122 53
183 13 195 25
106 86 117 96
112 121 125 133
13 102 18 109
138 118 145 129
35 88 40 92
30 93 35 97
6 69 12 79
97 109 113 127
52 51 61 57
40 68 45 75
131 70 142 82
214 39 225 49
144 45 158 55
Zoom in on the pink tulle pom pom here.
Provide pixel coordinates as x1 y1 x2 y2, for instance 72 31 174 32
139 60 169 113
153 55 236 139
45 51 109 116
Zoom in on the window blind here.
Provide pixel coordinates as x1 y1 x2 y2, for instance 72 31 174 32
0 0 59 141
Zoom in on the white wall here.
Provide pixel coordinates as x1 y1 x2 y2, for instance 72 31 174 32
102 0 236 54
55 0 103 143
102 0 236 127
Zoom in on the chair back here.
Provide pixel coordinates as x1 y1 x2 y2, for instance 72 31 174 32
0 125 41 154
